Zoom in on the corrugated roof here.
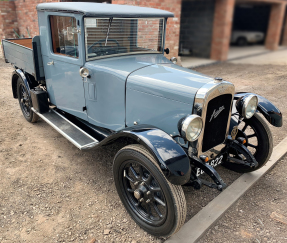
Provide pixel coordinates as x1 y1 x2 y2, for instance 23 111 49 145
36 2 174 18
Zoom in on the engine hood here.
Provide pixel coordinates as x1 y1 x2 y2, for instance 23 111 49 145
127 63 214 104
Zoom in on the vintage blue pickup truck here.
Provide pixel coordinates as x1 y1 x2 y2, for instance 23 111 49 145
2 2 283 237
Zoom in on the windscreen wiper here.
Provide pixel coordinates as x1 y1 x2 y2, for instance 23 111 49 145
105 17 113 46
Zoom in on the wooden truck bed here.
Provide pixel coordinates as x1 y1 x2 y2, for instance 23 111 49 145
2 37 45 81
8 38 33 49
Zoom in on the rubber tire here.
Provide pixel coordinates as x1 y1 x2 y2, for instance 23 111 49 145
236 37 247 46
113 144 186 237
17 77 38 123
223 113 273 173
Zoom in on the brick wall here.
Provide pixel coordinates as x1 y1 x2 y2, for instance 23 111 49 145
112 0 182 63
179 0 215 58
0 1 18 39
0 0 59 40
265 3 286 50
210 0 235 61
14 0 59 38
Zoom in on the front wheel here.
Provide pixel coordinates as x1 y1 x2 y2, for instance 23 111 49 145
113 144 186 237
223 113 273 173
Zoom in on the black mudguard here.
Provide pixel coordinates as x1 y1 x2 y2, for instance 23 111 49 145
11 69 31 98
234 92 282 127
99 125 191 186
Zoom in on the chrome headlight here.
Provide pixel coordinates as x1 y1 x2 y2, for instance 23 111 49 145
178 115 203 142
236 94 258 119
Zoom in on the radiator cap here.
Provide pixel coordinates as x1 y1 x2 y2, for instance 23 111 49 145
215 77 223 82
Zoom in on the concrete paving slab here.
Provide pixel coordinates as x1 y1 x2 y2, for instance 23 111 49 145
181 56 217 69
228 45 270 60
166 137 287 243
229 48 287 65
181 46 287 69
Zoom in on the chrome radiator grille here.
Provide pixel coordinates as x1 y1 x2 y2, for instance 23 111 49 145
202 94 233 152
192 80 235 156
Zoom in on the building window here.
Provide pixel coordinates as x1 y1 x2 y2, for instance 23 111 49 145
50 16 79 58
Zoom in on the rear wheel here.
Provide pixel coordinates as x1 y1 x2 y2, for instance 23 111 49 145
17 77 38 123
113 144 186 237
223 113 273 173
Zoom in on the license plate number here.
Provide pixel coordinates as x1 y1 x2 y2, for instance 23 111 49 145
196 155 224 177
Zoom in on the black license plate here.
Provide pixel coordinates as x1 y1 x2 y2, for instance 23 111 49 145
196 154 224 177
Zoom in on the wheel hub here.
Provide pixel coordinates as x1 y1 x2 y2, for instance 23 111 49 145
134 189 142 199
134 183 148 200
122 162 168 226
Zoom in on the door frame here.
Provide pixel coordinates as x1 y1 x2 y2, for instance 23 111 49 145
46 12 85 66
44 12 88 120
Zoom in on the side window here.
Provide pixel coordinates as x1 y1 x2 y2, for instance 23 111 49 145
50 16 79 58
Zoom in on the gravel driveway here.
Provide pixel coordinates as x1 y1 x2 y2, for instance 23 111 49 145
0 51 286 243
198 155 287 243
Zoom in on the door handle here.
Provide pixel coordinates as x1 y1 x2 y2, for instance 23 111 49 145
47 61 54 66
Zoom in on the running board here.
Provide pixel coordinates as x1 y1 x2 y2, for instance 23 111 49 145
31 108 99 150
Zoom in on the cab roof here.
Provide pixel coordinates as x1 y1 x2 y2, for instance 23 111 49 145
36 2 174 18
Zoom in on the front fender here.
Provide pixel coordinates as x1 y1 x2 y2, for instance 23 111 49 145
100 124 191 185
234 92 282 127
11 69 31 98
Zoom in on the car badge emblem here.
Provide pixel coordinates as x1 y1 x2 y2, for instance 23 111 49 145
209 106 225 122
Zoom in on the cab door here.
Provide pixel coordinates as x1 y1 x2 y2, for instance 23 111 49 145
45 14 87 120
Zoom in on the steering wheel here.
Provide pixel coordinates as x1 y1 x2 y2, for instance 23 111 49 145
88 39 120 54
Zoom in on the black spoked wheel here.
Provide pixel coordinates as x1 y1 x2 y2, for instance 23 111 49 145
122 162 168 226
223 113 273 173
17 77 38 123
113 144 186 237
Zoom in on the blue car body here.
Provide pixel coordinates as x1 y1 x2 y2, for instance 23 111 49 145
2 2 282 187
36 7 214 137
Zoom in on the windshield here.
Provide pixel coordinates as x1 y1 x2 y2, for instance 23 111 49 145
84 18 164 60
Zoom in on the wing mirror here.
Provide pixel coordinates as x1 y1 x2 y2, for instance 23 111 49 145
164 48 169 54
